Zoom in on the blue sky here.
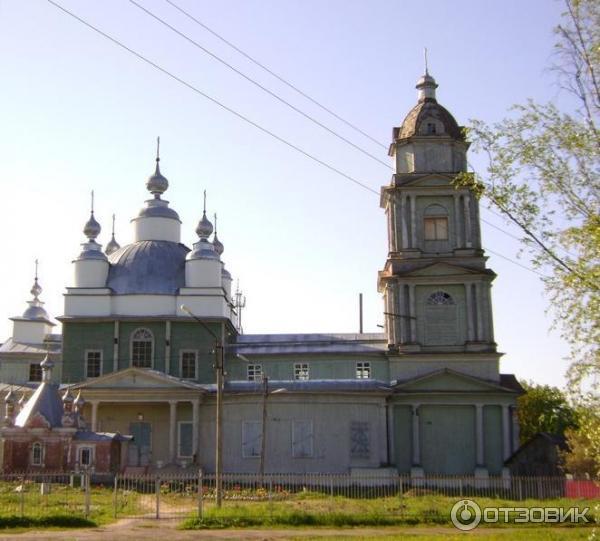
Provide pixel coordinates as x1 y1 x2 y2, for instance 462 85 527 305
0 0 571 386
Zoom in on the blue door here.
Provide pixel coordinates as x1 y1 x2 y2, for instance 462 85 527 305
128 422 152 466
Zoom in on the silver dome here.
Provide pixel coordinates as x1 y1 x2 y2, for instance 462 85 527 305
213 233 224 256
107 240 190 294
146 161 169 196
83 212 101 240
30 279 42 299
22 303 50 321
105 235 121 256
195 212 213 239
187 239 219 261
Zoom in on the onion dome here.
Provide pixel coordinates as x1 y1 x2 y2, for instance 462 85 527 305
188 191 219 261
196 192 214 239
75 191 108 262
84 212 101 240
105 214 121 255
213 213 224 256
62 389 74 404
40 354 54 382
21 261 51 321
4 388 15 404
146 137 169 198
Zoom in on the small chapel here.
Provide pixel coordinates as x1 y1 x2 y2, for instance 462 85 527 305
0 71 523 477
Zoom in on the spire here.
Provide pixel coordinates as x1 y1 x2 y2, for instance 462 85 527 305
195 190 214 239
83 190 101 240
213 212 224 256
146 136 169 198
22 259 50 321
105 213 121 255
40 353 54 383
416 52 438 102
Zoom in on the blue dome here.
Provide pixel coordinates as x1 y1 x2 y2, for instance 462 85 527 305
107 241 190 294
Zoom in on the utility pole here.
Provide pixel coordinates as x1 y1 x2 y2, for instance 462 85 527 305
259 376 269 486
181 305 224 507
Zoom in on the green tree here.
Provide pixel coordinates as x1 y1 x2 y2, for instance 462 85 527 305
517 381 578 443
454 0 600 390
563 407 600 477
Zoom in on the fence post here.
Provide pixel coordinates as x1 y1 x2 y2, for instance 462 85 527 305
197 469 203 519
398 476 404 520
155 475 160 519
113 474 118 518
84 472 91 519
329 477 334 498
19 475 25 518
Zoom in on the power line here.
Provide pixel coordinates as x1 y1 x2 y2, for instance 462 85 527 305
45 0 549 281
164 0 388 150
129 0 393 171
486 248 549 278
46 0 379 196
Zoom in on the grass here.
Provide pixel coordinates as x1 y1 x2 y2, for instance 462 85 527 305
181 493 599 529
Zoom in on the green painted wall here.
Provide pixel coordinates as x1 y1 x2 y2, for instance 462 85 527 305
62 322 113 383
420 405 476 474
169 321 220 382
118 321 166 372
484 405 503 474
415 284 467 346
393 405 412 473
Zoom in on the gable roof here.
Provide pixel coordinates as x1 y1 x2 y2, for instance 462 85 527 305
393 368 521 394
69 367 206 391
14 382 64 428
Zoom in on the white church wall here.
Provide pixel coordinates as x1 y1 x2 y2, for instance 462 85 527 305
11 320 51 344
73 259 109 288
64 294 112 316
133 216 180 243
112 295 176 316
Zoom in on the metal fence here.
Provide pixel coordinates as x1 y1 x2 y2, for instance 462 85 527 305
0 471 598 520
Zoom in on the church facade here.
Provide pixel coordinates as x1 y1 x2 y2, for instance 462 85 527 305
0 72 522 477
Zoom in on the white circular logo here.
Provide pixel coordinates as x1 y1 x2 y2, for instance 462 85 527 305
451 499 482 531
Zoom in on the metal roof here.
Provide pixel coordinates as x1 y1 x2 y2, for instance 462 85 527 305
201 379 392 394
234 333 387 355
0 338 61 355
14 382 64 428
107 240 190 294
73 431 133 442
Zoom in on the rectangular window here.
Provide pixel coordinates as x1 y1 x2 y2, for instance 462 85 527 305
85 350 102 378
242 421 262 458
424 216 449 240
292 420 314 458
247 364 263 381
294 363 309 380
350 421 370 458
29 363 42 382
79 446 93 466
356 362 371 379
178 422 193 458
180 351 197 379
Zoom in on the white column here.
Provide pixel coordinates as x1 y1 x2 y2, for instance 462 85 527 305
91 401 99 432
391 195 399 252
454 194 462 248
389 198 398 252
463 193 472 248
192 399 200 461
408 284 417 342
165 320 171 375
475 404 484 466
169 400 177 463
411 404 421 465
401 195 409 249
390 282 399 345
502 404 511 460
475 282 484 341
410 195 417 248
385 285 393 345
465 283 475 342
113 321 119 372
486 286 495 342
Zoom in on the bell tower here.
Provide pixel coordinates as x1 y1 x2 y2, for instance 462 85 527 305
378 71 497 364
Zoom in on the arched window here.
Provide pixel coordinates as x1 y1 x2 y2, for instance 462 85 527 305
31 442 43 466
424 204 449 241
427 291 455 305
131 328 153 368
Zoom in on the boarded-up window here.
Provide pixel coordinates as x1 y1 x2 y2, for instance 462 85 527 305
292 420 314 458
178 422 193 458
424 290 458 345
242 421 262 458
350 421 370 458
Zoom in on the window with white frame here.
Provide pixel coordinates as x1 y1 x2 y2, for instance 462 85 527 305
292 420 314 458
242 421 262 458
85 350 102 378
294 363 309 380
350 421 370 458
247 364 262 381
131 328 153 368
31 442 43 466
29 363 42 382
355 362 371 379
178 421 193 458
78 446 93 467
180 351 197 379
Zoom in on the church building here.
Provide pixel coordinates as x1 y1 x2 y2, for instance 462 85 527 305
0 71 523 477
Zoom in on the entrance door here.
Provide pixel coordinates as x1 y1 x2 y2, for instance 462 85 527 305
128 422 152 466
